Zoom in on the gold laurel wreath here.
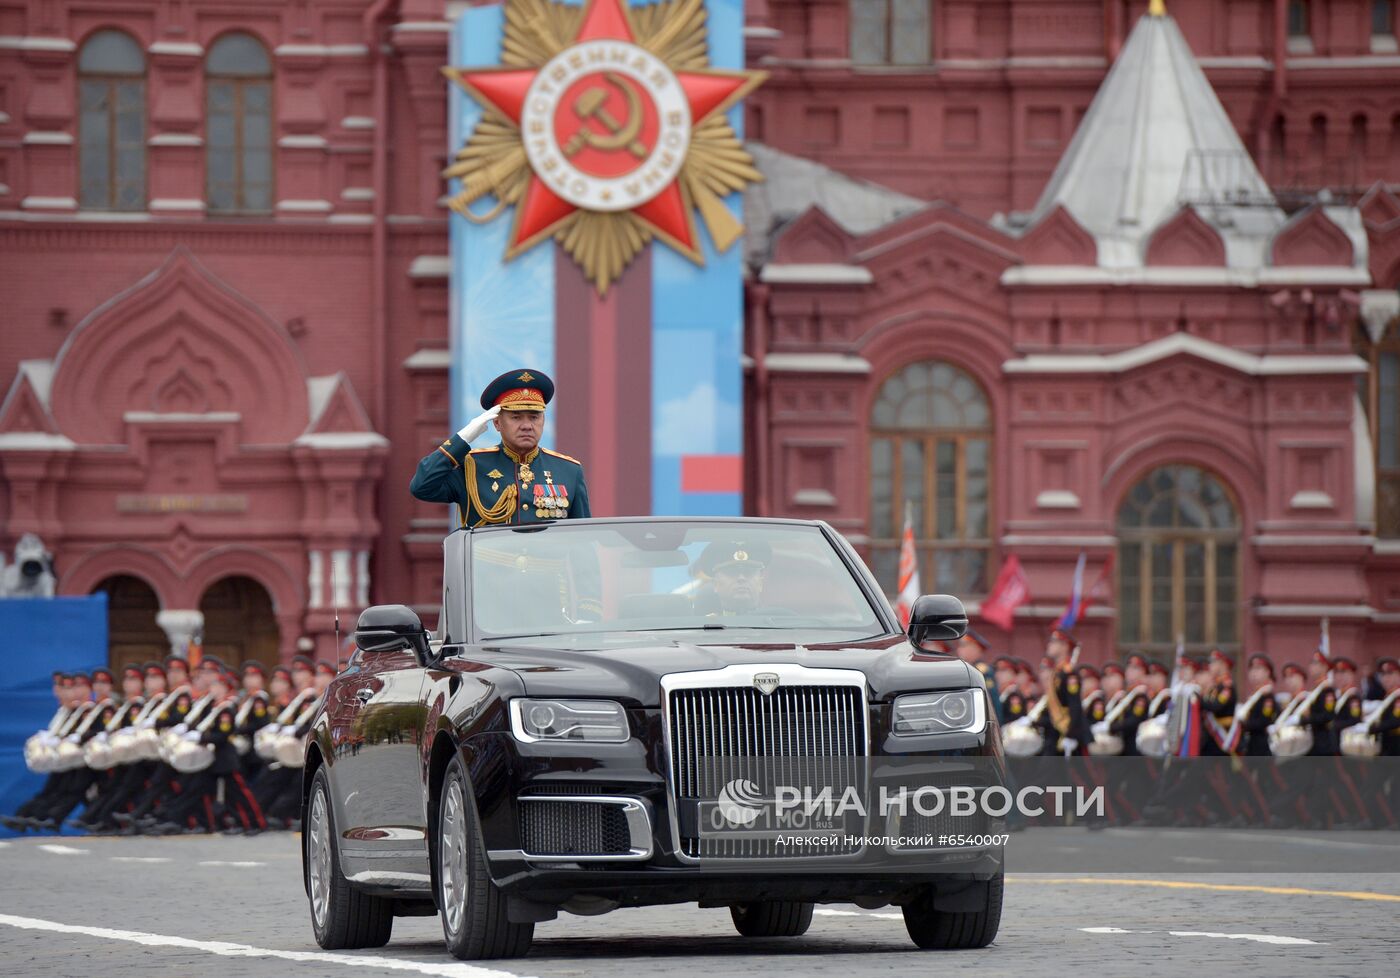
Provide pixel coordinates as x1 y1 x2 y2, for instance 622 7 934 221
442 0 763 293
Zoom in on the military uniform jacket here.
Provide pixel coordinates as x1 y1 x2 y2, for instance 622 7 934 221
1333 688 1364 736
1000 688 1028 722
1037 665 1090 754
1199 682 1236 756
1373 690 1400 756
236 690 273 738
1107 687 1150 756
1238 685 1278 756
410 434 590 528
155 685 194 729
199 698 241 775
1302 683 1338 756
1084 690 1107 725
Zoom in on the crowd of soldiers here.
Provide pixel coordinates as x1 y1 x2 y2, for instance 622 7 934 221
949 628 1400 829
2 654 336 835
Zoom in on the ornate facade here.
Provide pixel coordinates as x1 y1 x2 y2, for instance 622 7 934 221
2 1 1400 666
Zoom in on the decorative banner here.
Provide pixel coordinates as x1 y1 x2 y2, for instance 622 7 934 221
444 0 765 293
447 0 755 518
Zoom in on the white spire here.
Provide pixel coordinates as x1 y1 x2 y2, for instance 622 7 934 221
1026 10 1280 268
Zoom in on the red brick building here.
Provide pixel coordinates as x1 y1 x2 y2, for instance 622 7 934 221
2 0 1400 667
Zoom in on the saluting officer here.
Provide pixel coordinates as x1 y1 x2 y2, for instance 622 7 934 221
410 369 590 527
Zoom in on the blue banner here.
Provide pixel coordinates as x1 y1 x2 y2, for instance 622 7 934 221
0 595 109 836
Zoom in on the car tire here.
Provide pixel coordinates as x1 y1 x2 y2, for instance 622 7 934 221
306 767 394 950
729 900 815 937
902 870 1004 949
436 756 534 959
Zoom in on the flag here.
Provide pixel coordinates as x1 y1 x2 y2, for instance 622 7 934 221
982 554 1030 631
895 502 920 627
1054 553 1087 631
1055 551 1114 631
1318 617 1330 659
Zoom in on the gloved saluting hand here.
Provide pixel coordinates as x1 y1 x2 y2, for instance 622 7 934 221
456 405 502 444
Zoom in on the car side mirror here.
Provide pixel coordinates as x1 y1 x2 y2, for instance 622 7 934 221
354 604 431 661
906 594 969 646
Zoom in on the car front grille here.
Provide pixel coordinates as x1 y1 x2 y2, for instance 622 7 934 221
667 682 867 859
518 799 634 857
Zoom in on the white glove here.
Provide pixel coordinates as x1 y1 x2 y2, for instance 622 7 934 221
183 730 201 743
456 405 502 444
1062 737 1079 753
64 734 79 744
173 723 188 735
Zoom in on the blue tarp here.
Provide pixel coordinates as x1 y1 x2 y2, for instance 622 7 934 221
0 595 108 836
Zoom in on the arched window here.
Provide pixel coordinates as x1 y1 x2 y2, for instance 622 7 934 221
1117 465 1240 654
869 361 992 596
206 32 273 213
78 30 146 210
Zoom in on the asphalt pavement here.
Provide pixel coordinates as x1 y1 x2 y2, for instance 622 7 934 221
0 830 1397 978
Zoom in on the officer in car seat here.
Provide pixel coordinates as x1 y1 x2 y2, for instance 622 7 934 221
692 541 773 616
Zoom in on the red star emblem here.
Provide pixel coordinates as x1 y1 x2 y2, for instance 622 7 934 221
448 0 760 260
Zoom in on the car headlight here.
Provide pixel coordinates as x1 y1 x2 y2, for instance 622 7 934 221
891 689 986 736
509 699 630 743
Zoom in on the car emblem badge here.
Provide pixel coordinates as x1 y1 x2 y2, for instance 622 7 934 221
754 672 779 696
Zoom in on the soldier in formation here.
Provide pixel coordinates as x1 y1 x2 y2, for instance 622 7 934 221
3 654 338 835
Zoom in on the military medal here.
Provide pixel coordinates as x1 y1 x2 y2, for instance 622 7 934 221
519 464 535 486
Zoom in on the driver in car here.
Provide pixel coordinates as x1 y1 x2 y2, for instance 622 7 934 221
693 541 773 617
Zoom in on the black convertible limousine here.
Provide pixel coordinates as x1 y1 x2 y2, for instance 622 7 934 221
301 517 1006 959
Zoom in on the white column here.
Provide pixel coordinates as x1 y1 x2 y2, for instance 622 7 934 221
155 609 205 659
308 550 324 609
355 550 370 607
331 549 352 609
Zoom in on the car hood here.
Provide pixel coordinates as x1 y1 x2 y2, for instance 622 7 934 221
448 635 979 706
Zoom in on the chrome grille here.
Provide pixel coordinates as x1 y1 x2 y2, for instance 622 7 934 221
667 683 866 858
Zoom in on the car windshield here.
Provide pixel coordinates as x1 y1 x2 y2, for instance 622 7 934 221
469 521 887 643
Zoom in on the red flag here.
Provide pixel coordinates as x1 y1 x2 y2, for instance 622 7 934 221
981 554 1030 631
895 503 920 627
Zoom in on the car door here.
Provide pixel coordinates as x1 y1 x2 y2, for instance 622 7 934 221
331 648 430 886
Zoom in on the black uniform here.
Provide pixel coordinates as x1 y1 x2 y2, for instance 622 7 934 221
1038 665 1090 755
1238 686 1278 757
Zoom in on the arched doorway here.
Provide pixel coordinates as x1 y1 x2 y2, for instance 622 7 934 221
199 575 280 668
1117 464 1241 656
869 360 993 596
92 575 166 673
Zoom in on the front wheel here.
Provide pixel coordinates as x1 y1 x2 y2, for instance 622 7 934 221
730 901 814 937
436 756 534 959
902 871 1003 949
305 767 393 949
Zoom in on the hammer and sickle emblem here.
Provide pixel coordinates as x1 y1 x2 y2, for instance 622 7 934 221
563 72 647 159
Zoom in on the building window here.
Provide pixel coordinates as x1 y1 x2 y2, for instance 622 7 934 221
850 0 931 66
206 32 273 214
1356 317 1400 535
78 30 146 211
1117 465 1240 655
869 361 992 596
1375 1 1394 35
1287 1 1310 36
